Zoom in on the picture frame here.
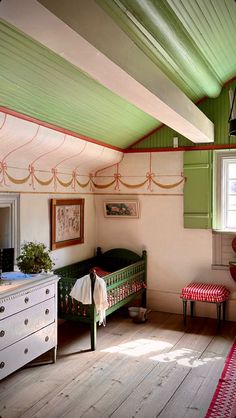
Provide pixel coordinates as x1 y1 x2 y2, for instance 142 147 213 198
104 200 140 218
51 198 84 250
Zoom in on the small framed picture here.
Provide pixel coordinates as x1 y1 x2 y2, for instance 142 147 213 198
51 199 84 250
104 200 140 218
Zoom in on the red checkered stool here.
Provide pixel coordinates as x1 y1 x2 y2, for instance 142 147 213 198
180 283 230 329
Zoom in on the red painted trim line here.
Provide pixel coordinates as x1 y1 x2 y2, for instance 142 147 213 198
0 106 123 152
223 75 236 87
124 143 236 153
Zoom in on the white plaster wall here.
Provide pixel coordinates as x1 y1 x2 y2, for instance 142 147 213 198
95 152 236 321
20 193 96 269
1 149 235 321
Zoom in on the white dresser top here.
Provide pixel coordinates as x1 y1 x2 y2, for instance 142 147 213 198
0 273 59 299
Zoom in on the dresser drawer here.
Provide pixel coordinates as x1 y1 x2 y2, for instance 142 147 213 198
0 298 55 350
0 322 56 380
0 283 55 319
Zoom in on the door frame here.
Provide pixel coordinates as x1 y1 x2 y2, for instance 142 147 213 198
0 194 20 261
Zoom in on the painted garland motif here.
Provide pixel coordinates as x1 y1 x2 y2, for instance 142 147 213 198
0 113 186 192
0 162 185 191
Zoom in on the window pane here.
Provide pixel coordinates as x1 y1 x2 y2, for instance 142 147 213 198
228 163 236 179
226 210 236 228
228 180 236 194
228 195 236 210
215 153 236 232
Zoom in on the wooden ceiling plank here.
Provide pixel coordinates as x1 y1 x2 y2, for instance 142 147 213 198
1 0 214 143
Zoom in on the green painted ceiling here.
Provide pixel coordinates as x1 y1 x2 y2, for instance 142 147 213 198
97 0 236 101
0 19 158 149
1 0 236 149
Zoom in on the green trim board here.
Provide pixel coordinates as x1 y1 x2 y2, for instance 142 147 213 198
184 150 212 229
0 19 158 149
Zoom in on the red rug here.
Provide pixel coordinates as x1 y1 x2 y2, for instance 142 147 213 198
206 339 236 418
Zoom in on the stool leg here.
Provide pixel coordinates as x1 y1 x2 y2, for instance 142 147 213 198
222 301 226 321
183 300 187 325
216 303 221 331
190 301 194 318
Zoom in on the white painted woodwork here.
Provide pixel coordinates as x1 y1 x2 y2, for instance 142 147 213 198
0 323 56 380
0 298 55 349
0 194 19 257
0 0 214 143
0 274 59 380
0 282 55 319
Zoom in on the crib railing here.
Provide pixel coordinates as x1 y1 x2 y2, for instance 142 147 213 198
56 249 147 350
58 260 146 320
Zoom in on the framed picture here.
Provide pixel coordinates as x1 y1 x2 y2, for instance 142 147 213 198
51 199 84 250
104 200 140 218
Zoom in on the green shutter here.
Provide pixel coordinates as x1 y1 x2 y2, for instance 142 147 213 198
184 150 212 229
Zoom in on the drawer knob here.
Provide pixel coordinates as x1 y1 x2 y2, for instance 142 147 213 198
24 348 28 354
45 336 49 342
45 309 49 315
0 361 5 369
24 319 29 326
0 306 5 313
24 297 29 304
46 288 50 295
0 330 5 337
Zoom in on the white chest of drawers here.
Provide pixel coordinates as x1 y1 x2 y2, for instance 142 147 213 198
0 273 59 380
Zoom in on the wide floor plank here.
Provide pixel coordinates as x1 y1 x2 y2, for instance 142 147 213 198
0 311 235 418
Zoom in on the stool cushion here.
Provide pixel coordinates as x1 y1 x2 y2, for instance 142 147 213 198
180 283 230 303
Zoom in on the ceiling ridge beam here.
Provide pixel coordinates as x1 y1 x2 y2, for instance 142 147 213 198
1 0 214 143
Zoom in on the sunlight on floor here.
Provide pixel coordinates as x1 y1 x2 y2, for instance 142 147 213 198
150 348 222 368
101 338 173 356
101 339 223 367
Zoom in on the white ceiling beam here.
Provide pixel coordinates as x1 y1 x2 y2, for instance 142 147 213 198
0 0 214 143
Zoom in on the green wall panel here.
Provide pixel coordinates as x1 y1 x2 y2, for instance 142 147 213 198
183 150 212 229
133 80 236 150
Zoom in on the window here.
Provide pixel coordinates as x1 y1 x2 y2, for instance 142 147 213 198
213 151 236 268
222 159 236 229
183 150 236 267
214 150 236 231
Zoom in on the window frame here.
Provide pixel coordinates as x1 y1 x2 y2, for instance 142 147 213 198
0 194 20 262
213 150 236 232
212 151 236 269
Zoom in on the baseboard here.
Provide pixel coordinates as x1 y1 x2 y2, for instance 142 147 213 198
147 289 236 322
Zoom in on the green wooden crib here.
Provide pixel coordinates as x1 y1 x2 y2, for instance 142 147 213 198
54 247 147 350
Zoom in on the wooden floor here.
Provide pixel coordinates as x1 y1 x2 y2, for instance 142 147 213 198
1 311 236 418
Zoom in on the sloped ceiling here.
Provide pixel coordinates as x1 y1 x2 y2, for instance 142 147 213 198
0 111 123 175
0 0 236 159
0 19 158 149
96 0 236 100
